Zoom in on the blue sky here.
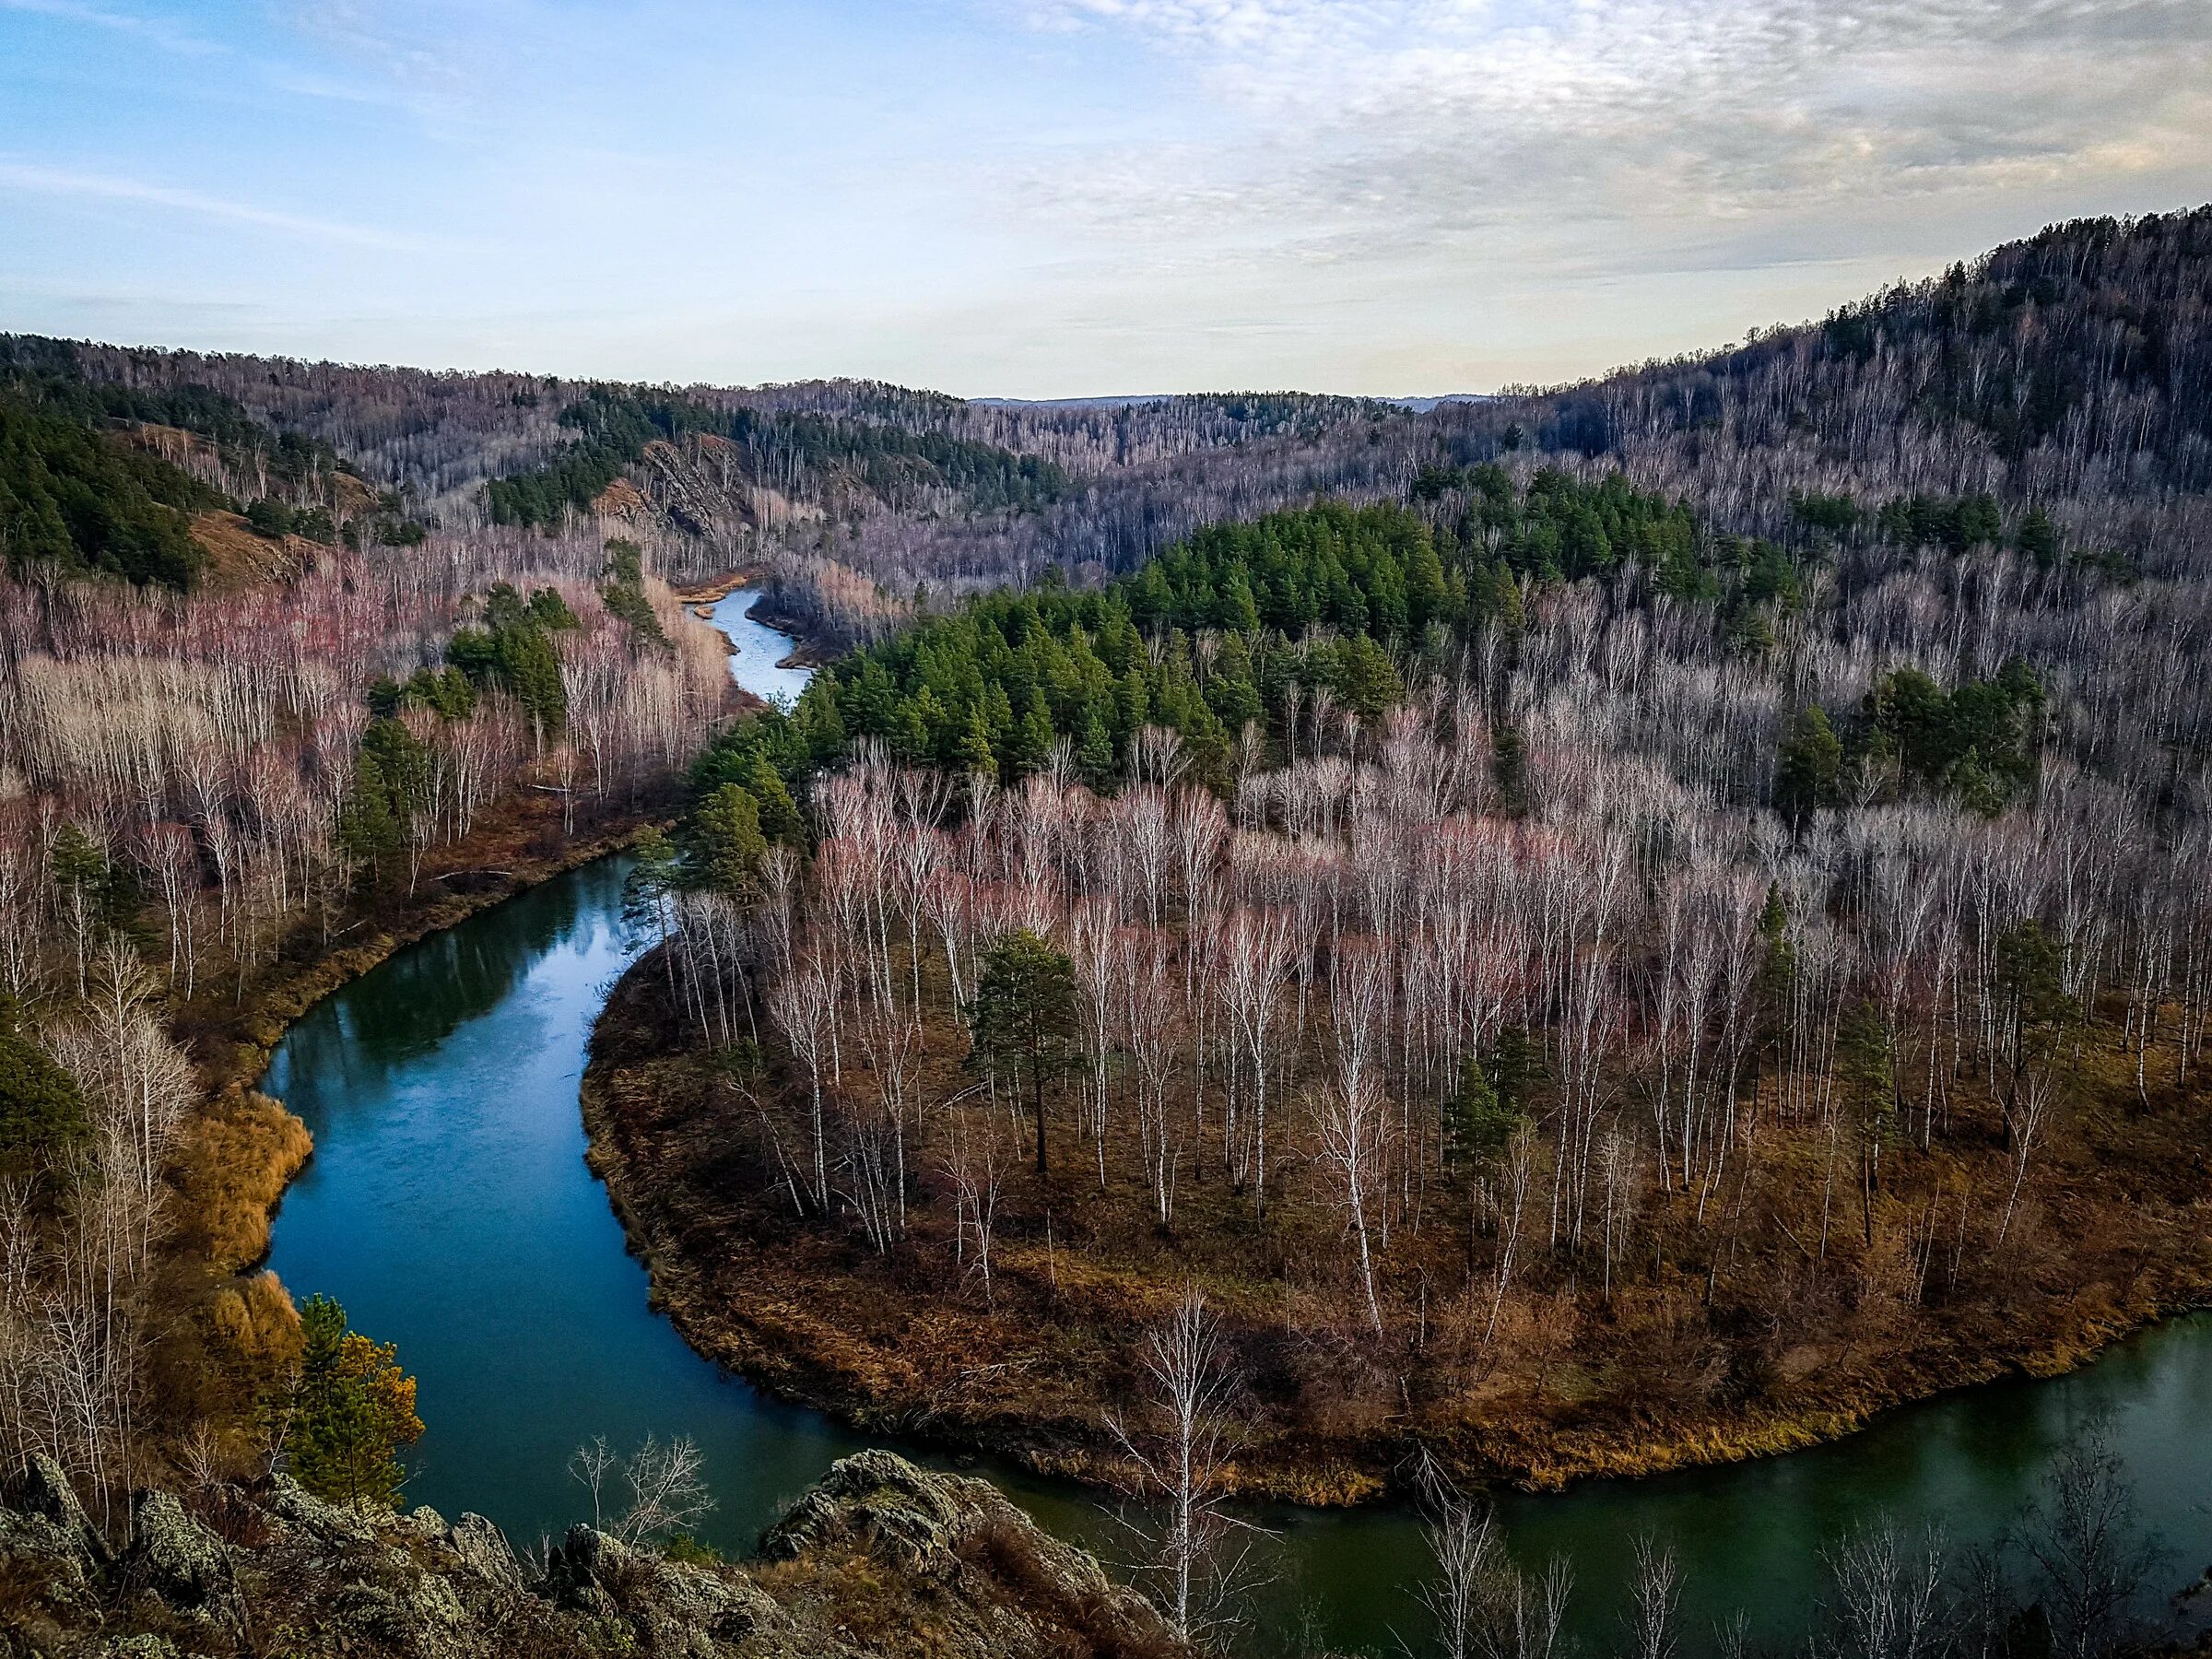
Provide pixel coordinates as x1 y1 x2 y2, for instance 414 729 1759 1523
3 1 2207 397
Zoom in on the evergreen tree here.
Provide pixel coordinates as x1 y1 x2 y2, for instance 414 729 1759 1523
958 705 998 777
0 995 88 1172
967 929 1078 1177
1076 706 1116 788
1492 723 1528 817
744 756 805 843
2017 505 2062 568
1443 1053 1522 1171
689 784 770 898
335 753 402 873
283 1297 423 1511
1775 705 1842 831
1837 1002 1895 1243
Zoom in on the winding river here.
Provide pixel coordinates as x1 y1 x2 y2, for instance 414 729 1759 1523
263 598 2212 1654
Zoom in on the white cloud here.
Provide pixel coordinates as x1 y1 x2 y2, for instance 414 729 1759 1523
0 0 222 55
1001 0 2212 272
0 159 418 248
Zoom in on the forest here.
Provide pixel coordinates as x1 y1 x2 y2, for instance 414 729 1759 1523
1 206 2209 1658
0 353 735 1529
599 442 2206 1500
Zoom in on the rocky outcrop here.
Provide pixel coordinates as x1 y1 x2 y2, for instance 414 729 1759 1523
0 1451 1185 1659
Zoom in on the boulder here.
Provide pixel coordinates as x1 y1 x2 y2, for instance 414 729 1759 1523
123 1489 234 1616
449 1510 526 1590
543 1521 778 1652
758 1449 982 1576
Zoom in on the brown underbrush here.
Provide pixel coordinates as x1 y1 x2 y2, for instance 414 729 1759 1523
583 948 2212 1506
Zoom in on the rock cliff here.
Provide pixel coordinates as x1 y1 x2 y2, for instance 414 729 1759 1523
0 1449 1184 1659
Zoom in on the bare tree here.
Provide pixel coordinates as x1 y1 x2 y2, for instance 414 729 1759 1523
569 1433 715 1547
1105 1286 1258 1644
2015 1425 2164 1659
1625 1534 1681 1659
1812 1521 1953 1659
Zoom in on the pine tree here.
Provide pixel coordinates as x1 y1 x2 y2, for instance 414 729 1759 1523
967 929 1078 1177
689 784 770 897
1837 1003 1895 1243
745 756 805 842
0 994 88 1171
2017 505 2062 568
959 705 998 778
1077 706 1116 788
1775 705 1842 831
284 1297 423 1511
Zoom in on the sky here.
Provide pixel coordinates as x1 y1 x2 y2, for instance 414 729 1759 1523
1 1 2207 399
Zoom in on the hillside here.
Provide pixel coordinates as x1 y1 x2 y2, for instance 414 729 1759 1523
571 212 2212 1530
4 202 2212 1659
9 208 2206 624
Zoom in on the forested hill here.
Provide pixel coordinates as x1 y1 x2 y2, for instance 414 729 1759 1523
0 328 1404 598
6 206 2206 633
1468 205 2212 518
728 206 2212 641
602 219 2212 1530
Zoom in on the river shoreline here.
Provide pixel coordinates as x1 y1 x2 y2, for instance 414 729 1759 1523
175 797 672 1280
675 566 839 672
241 848 2212 1653
200 763 2212 1512
577 944 2212 1511
177 569 801 1414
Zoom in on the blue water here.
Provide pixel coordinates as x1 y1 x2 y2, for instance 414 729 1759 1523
706 586 816 706
258 607 2212 1652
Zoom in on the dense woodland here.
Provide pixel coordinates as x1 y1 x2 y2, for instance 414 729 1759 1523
0 346 735 1520
614 461 2206 1473
0 207 2209 1657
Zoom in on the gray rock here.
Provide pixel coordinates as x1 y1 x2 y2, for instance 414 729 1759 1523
13 1453 99 1546
759 1448 988 1575
541 1521 777 1652
265 1473 377 1547
542 1523 625 1618
449 1510 525 1590
124 1489 233 1615
1 1445 1182 1657
0 1505 96 1622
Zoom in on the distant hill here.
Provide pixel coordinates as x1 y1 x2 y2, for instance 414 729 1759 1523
1378 394 1495 412
6 206 2205 623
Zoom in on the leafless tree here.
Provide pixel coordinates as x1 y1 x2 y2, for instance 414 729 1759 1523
1105 1286 1259 1644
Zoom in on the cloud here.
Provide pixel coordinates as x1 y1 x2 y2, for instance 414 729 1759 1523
0 0 223 55
1001 0 2212 276
0 159 418 248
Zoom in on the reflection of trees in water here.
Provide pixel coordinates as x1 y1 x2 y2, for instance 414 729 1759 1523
265 860 627 1115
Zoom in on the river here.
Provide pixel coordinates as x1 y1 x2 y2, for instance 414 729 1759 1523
262 605 2212 1655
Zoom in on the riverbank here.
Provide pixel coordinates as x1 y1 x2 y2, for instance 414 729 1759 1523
579 946 2212 1509
677 567 841 672
153 787 677 1471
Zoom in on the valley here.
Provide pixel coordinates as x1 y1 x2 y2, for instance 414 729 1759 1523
3 206 2212 1657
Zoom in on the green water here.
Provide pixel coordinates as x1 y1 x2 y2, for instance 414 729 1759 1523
258 855 2212 1653
259 622 2212 1654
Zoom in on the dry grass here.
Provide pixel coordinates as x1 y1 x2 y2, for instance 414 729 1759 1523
205 1271 304 1374
583 950 2212 1507
174 1091 312 1274
186 509 309 589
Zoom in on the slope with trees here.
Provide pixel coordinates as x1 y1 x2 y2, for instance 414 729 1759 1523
585 453 2212 1500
